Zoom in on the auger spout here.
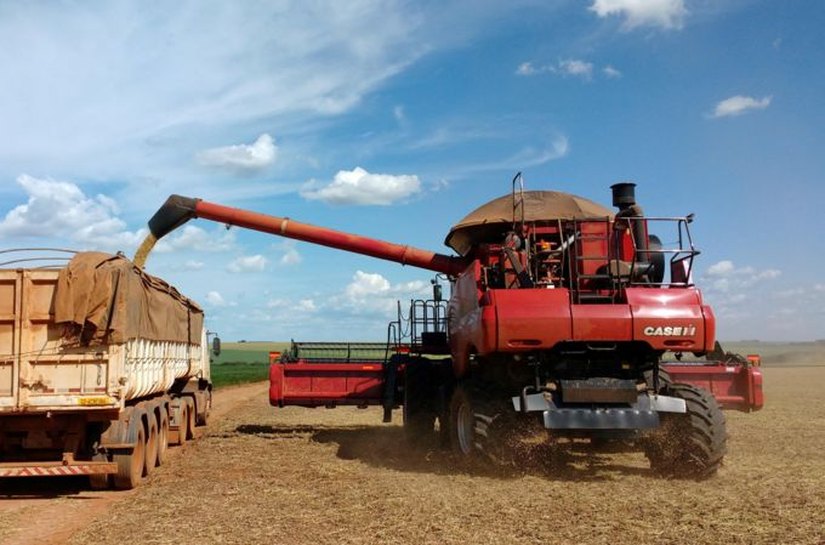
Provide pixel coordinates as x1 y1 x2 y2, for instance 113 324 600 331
140 195 469 276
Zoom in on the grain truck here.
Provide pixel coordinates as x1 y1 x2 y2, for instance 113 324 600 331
0 250 212 489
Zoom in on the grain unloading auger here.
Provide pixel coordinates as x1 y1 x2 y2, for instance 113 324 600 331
144 180 762 478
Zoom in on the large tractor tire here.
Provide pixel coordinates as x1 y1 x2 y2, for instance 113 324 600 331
645 383 727 479
448 383 528 466
403 359 438 444
449 384 478 459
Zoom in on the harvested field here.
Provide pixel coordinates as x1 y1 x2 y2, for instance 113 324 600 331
51 365 824 545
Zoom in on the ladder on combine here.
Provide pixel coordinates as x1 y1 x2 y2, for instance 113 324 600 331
569 218 619 304
386 296 449 356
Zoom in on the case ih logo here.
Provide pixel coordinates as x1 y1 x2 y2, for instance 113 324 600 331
643 325 697 337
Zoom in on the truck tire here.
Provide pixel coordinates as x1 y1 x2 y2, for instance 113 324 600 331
113 425 145 490
645 383 727 479
88 473 110 490
196 390 211 426
403 359 437 444
156 405 169 466
185 397 196 440
88 453 111 490
143 413 158 476
177 402 190 446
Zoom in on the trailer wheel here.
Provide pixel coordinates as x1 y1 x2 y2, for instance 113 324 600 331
196 390 211 426
143 415 158 476
403 359 437 444
185 397 196 440
88 473 110 490
156 406 169 466
88 453 111 490
645 383 727 479
177 402 190 445
113 425 145 490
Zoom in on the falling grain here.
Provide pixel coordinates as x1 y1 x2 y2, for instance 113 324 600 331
133 233 158 268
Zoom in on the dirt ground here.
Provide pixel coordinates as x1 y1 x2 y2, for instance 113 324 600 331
2 366 824 545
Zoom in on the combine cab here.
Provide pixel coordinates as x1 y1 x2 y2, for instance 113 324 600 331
143 175 764 478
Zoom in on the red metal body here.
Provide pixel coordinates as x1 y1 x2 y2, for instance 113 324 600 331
663 362 764 412
268 353 764 413
148 187 748 415
269 361 386 408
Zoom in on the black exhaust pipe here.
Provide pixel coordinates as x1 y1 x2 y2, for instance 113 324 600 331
610 182 648 264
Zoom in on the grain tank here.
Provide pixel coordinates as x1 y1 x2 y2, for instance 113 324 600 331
0 251 212 489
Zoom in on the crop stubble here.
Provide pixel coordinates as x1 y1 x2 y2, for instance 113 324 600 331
69 366 825 545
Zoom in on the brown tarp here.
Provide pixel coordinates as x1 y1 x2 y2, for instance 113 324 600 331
55 252 203 346
444 190 613 255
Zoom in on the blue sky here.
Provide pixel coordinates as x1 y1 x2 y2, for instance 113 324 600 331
0 0 823 342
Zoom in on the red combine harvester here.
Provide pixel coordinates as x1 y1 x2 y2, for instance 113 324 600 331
145 177 763 478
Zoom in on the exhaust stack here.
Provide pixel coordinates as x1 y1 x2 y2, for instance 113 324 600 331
610 182 648 262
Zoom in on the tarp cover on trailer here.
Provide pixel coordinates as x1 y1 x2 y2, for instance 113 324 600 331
445 190 613 255
55 252 203 346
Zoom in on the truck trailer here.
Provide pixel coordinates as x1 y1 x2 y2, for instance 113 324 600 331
0 251 212 489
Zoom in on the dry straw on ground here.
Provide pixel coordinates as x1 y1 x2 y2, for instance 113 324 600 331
70 366 825 545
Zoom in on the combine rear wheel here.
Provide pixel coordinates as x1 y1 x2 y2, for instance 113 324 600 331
645 383 727 479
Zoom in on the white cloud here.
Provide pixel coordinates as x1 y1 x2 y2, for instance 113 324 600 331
156 224 236 253
516 62 542 76
590 0 687 30
205 291 228 307
393 105 406 122
183 260 204 271
333 270 429 316
345 271 392 298
300 167 421 205
707 260 735 276
710 95 772 118
295 299 317 313
196 134 277 172
457 134 569 175
0 174 142 249
603 65 622 78
703 260 781 295
0 3 447 176
559 59 594 80
227 254 268 273
266 298 288 309
279 244 303 266
517 59 616 81
815 284 825 293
